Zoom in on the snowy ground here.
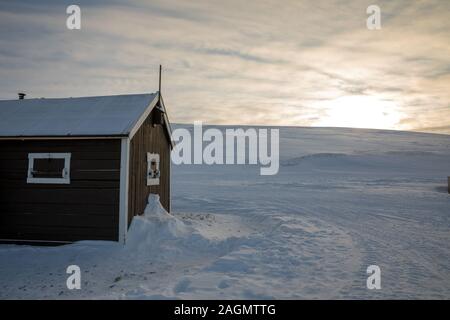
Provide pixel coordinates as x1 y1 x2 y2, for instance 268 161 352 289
0 126 449 299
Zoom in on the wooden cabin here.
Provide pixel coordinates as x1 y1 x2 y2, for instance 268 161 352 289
0 93 173 244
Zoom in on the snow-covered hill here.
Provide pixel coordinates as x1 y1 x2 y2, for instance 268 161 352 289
1 126 449 299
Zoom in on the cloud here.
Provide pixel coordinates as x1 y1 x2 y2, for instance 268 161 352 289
0 0 449 133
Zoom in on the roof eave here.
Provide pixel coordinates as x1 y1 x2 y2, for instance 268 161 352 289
0 134 128 140
159 94 175 149
128 93 160 140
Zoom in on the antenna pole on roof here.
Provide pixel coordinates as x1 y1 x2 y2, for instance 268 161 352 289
158 65 162 98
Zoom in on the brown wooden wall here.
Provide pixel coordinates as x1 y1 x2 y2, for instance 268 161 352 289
0 139 121 242
128 110 171 226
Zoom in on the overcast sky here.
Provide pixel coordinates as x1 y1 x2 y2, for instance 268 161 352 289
0 0 449 133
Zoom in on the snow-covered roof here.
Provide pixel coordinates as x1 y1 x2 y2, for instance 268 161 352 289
0 93 158 137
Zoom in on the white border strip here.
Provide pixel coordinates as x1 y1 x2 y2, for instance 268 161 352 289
27 153 71 184
118 138 130 244
159 95 175 148
128 94 159 140
146 152 160 186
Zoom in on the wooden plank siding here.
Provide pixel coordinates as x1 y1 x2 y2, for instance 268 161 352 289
0 139 121 242
128 109 171 226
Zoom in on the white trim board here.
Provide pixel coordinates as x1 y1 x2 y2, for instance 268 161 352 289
118 138 130 244
128 94 159 140
147 152 160 186
159 95 175 148
27 152 71 184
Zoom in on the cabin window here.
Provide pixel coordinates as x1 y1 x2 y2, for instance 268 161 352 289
27 153 71 184
147 153 160 186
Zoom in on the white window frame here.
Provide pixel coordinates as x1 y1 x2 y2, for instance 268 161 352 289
147 153 160 186
27 153 71 184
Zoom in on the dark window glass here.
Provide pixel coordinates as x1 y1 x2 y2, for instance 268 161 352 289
32 158 65 178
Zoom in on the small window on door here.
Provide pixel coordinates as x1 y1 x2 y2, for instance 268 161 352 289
27 153 71 184
147 153 160 186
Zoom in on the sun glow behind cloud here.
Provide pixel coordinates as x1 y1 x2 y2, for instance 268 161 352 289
313 95 402 130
